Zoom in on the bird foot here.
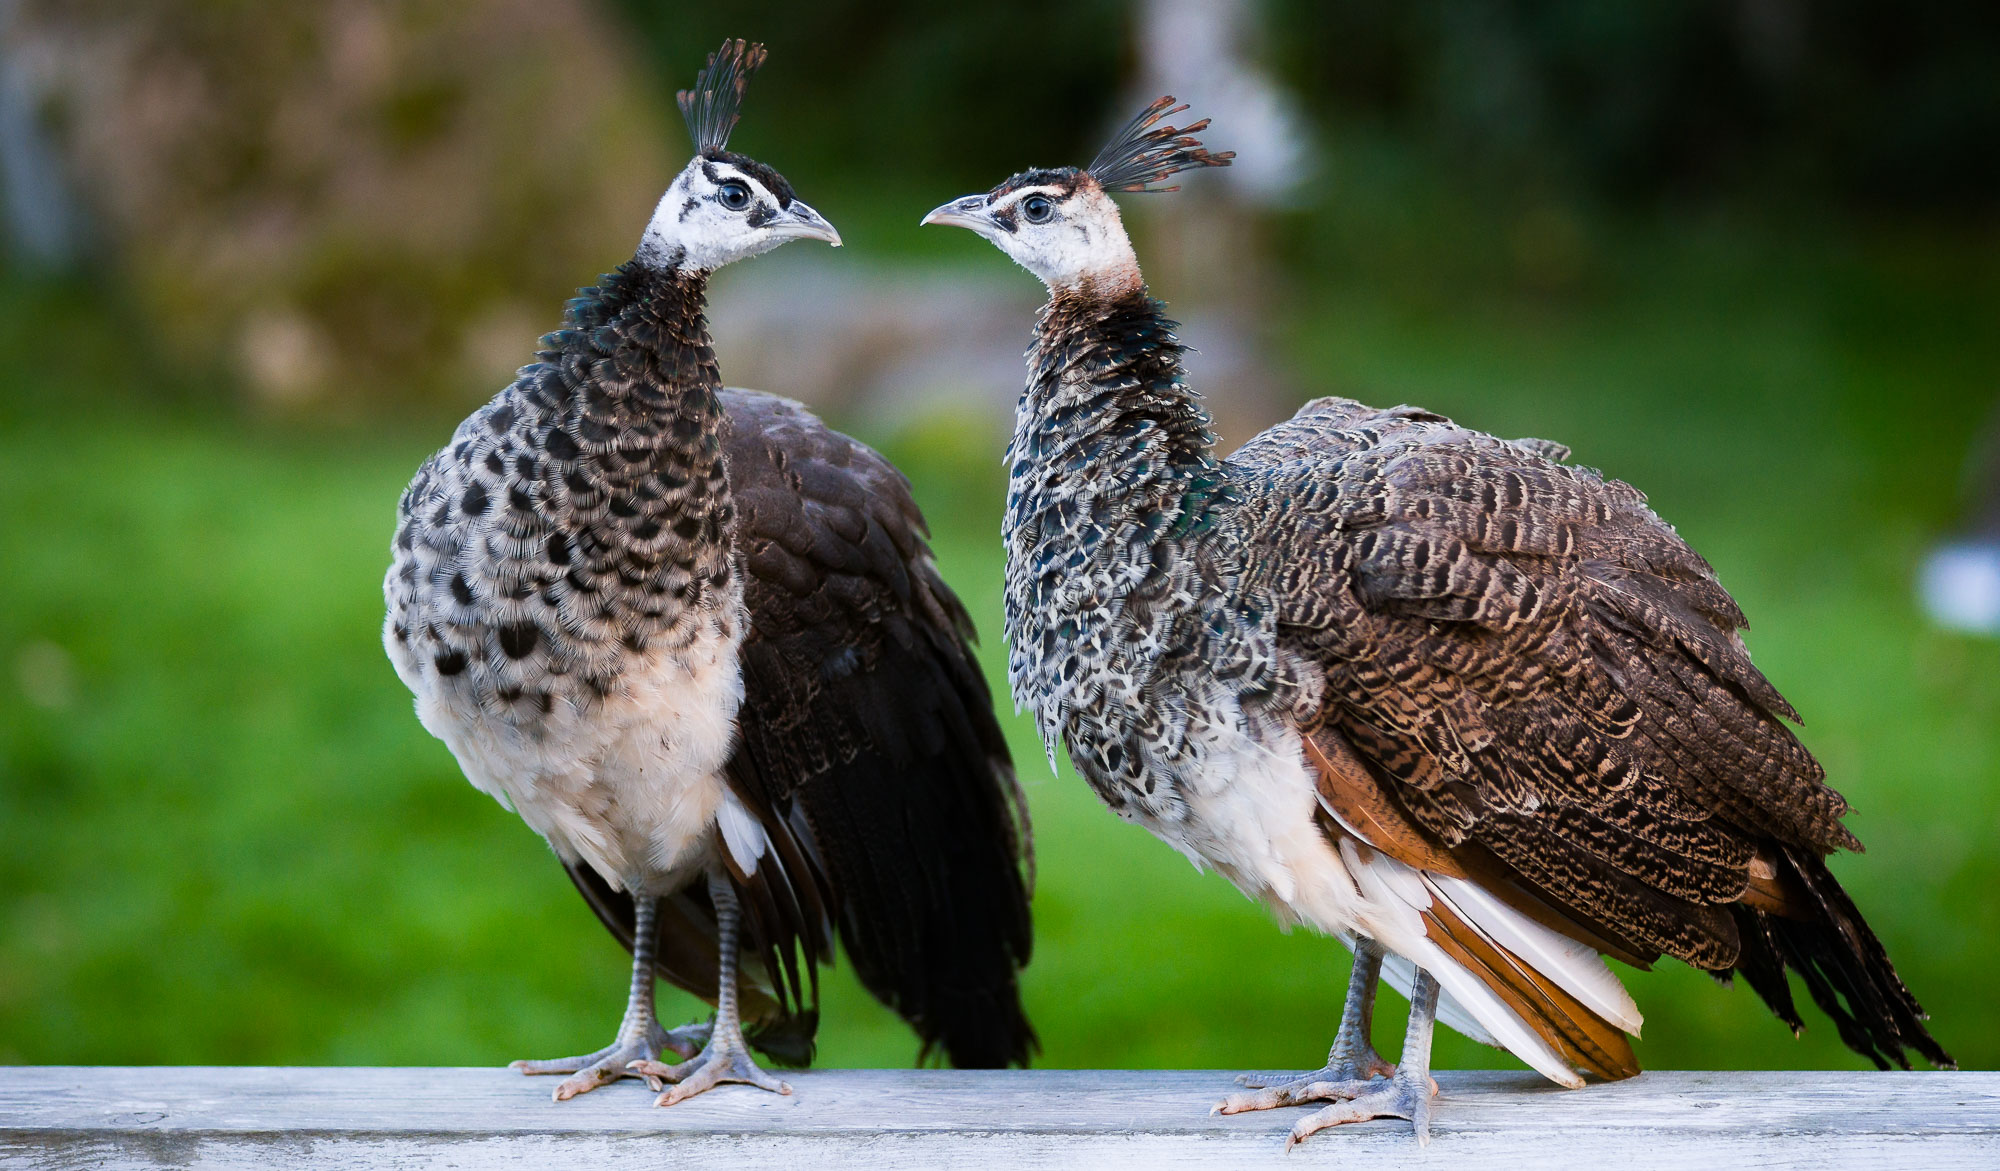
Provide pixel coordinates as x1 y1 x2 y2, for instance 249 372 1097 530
630 1035 792 1107
1231 1045 1397 1096
1284 1072 1439 1149
1215 1074 1379 1116
509 1017 704 1101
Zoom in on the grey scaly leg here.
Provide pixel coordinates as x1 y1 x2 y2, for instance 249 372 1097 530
511 895 702 1099
1326 939 1398 1079
629 870 792 1105
1218 938 1397 1114
1286 966 1443 1148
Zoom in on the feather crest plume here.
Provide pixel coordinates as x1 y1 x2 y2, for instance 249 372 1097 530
679 38 767 155
1087 96 1234 193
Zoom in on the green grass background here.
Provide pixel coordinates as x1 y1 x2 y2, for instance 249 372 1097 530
1 202 1995 1076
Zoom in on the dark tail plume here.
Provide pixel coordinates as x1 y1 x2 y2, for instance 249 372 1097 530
1726 847 1952 1070
790 627 1038 1069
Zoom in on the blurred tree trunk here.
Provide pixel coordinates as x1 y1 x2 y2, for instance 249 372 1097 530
1126 0 1310 451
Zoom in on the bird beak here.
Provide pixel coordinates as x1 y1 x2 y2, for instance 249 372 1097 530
772 200 842 247
921 195 992 234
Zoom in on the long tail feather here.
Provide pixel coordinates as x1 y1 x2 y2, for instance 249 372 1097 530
1725 848 1953 1069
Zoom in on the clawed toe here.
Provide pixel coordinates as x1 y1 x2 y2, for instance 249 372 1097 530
1216 1074 1376 1115
508 1053 605 1078
511 1026 672 1100
549 1064 620 1102
1232 959 1445 1147
627 1056 684 1093
1234 1056 1393 1092
633 1042 791 1107
1284 1075 1438 1149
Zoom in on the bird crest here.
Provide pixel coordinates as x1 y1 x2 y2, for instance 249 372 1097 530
678 38 767 156
1087 96 1235 193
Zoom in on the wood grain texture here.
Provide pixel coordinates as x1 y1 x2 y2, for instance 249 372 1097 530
3 1068 1995 1169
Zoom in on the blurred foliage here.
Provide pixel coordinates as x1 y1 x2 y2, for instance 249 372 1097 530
608 0 2000 212
606 0 1130 201
10 0 672 410
11 0 1996 414
0 0 1995 1081
1271 0 2000 212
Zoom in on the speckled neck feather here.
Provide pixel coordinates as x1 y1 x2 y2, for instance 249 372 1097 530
1004 280 1269 808
1013 284 1216 481
530 261 737 619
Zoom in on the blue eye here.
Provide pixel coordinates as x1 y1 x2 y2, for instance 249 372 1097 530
719 181 751 211
1022 195 1053 223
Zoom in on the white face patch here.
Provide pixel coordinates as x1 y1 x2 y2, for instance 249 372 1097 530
979 184 1141 293
639 156 830 272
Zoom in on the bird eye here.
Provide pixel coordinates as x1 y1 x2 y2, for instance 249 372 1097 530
718 181 751 211
1022 195 1054 223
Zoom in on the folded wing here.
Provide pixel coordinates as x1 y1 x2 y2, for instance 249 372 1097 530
1231 397 1948 1075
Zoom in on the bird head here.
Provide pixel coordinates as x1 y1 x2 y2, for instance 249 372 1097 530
639 40 840 273
922 97 1231 295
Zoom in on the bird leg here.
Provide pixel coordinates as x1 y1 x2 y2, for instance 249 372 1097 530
1219 937 1397 1113
1284 966 1443 1148
510 895 699 1099
629 870 792 1106
1324 938 1399 1081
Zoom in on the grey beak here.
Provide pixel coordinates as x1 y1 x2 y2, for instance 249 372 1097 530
921 195 991 231
773 199 842 247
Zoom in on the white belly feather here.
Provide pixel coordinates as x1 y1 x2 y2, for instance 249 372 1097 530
392 619 745 894
1133 718 1641 1088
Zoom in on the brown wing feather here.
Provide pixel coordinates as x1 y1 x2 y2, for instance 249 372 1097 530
1306 724 1653 968
1237 397 1949 1070
717 389 1035 1069
1309 726 1640 1079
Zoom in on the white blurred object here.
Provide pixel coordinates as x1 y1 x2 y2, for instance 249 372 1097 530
1122 0 1309 449
1920 540 2000 635
1135 0 1310 205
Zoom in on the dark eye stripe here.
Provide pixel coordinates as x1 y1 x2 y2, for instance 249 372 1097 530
705 149 796 208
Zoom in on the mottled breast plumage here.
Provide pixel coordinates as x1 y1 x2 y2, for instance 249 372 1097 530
385 264 740 729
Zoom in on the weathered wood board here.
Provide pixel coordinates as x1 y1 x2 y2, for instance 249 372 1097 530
2 1067 1994 1169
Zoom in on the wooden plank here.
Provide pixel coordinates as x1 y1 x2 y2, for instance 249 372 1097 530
2 1067 1995 1170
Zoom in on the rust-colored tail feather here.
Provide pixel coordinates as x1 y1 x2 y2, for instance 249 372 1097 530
1424 900 1642 1082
